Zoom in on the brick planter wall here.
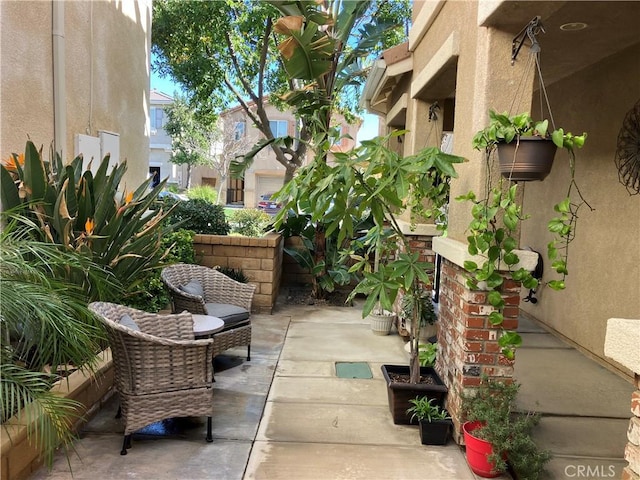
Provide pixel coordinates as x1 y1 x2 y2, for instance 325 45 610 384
193 233 283 314
626 375 640 480
1 350 114 480
282 236 313 286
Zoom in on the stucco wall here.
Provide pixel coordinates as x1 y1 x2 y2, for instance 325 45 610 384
1 0 151 188
520 43 640 373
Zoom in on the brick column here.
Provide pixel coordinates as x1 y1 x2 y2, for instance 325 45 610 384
432 236 538 444
604 318 640 480
625 375 640 480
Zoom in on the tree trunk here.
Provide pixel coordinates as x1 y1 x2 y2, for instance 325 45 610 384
186 163 193 190
217 174 227 205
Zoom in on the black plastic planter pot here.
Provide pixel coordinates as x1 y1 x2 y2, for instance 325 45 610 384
497 136 557 182
381 365 448 425
419 418 452 445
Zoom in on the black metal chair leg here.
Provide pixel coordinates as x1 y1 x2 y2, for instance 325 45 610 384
247 345 251 361
121 434 131 455
206 417 213 442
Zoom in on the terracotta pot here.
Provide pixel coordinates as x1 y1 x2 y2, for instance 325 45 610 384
381 365 448 425
497 136 557 182
462 421 505 478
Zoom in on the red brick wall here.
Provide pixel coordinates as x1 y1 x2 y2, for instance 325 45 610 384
436 258 521 443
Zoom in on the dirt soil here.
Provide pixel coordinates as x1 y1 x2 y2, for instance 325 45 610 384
283 286 352 307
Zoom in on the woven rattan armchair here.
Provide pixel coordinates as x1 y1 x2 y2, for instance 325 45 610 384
89 302 215 455
161 263 255 360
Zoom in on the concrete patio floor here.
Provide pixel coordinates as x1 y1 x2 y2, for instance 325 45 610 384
31 299 634 480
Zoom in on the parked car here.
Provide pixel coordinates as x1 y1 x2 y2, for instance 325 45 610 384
158 191 188 201
257 193 282 211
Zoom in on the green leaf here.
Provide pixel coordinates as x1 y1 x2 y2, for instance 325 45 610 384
464 260 478 271
554 198 571 213
548 280 566 290
488 290 504 308
488 311 503 326
503 252 519 266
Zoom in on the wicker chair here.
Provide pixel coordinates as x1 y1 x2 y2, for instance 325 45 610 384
161 263 255 360
89 302 215 455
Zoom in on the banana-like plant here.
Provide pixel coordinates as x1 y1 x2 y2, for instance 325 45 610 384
1 141 174 301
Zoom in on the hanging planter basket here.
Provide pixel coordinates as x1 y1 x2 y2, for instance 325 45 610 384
497 136 557 182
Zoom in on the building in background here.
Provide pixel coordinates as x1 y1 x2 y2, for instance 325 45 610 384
154 96 361 207
149 89 175 187
1 0 152 188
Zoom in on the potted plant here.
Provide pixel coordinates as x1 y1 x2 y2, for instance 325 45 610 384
472 110 586 182
457 111 592 359
276 132 465 424
407 396 452 445
399 287 437 342
461 376 550 479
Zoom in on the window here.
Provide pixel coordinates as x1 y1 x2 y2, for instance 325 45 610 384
269 120 288 138
150 108 165 129
234 121 246 140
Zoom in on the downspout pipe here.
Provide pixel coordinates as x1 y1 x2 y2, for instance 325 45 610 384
52 0 66 156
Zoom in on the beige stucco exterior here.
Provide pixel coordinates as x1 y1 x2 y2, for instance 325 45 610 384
365 0 640 378
1 0 151 188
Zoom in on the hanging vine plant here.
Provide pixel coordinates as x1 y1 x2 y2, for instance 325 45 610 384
456 17 593 359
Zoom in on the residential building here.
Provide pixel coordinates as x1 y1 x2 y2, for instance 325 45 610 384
149 89 176 187
363 0 639 439
1 0 152 188
182 101 361 206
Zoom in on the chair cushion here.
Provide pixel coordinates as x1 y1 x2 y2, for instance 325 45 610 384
205 303 250 328
179 280 204 298
120 314 140 331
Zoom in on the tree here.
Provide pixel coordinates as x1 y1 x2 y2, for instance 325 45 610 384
163 96 215 189
163 97 251 201
209 116 252 204
152 0 409 183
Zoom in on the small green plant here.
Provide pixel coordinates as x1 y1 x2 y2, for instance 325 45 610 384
418 343 437 367
215 266 249 283
187 184 218 204
230 208 271 237
401 288 436 326
164 198 230 235
462 376 551 479
407 396 450 423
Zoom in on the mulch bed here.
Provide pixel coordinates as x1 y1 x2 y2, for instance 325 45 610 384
283 286 352 307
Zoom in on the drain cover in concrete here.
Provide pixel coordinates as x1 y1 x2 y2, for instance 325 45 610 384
335 362 372 379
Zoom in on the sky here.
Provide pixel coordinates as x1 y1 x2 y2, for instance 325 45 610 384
150 67 380 144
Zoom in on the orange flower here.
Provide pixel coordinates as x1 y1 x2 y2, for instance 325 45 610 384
124 191 134 204
85 218 95 235
3 153 24 171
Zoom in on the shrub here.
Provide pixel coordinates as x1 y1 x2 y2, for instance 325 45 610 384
0 141 173 302
123 229 196 312
230 208 271 237
187 185 218 204
165 198 230 235
216 266 249 283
